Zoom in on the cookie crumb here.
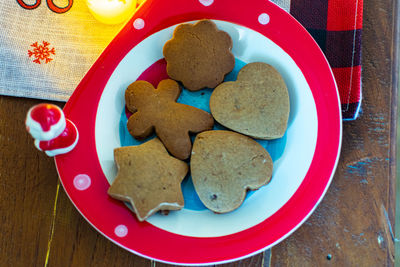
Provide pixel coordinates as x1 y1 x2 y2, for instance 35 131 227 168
160 210 170 216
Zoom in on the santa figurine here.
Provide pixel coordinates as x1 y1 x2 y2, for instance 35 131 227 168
26 103 78 156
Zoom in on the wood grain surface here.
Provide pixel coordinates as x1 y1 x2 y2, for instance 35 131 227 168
0 0 396 266
270 0 397 266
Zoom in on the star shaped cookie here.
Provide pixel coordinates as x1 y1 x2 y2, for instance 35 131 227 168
108 138 188 221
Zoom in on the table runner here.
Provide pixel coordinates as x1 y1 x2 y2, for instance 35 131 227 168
0 0 362 120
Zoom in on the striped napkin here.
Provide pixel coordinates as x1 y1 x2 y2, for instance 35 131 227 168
0 0 362 120
273 0 363 120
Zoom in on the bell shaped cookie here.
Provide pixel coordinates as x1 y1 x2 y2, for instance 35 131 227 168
190 130 273 213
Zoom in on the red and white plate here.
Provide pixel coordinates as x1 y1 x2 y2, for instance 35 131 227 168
55 0 342 265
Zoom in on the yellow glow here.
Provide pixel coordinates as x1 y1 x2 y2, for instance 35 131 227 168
86 0 137 25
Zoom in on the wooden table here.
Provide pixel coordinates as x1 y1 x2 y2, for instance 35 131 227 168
0 0 397 266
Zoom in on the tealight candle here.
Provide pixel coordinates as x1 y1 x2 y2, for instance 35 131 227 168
87 0 137 25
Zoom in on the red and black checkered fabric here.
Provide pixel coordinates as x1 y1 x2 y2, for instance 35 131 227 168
290 0 363 120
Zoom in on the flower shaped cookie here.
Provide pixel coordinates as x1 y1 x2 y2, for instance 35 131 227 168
163 19 235 91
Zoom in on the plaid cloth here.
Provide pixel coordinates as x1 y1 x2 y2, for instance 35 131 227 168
0 0 362 120
273 0 363 120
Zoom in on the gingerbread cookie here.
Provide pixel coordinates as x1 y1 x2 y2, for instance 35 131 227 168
210 62 290 139
125 79 214 160
163 19 235 91
108 138 188 222
190 130 273 213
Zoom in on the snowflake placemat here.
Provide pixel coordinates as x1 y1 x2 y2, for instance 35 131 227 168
0 0 123 101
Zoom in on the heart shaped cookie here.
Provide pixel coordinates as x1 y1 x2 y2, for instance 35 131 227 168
190 130 273 213
210 62 290 139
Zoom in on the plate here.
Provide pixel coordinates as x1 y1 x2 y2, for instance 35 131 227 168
55 0 342 265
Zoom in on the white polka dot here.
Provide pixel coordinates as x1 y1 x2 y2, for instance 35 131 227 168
199 0 213 6
115 225 128 237
73 174 91 190
258 13 270 25
133 18 145 30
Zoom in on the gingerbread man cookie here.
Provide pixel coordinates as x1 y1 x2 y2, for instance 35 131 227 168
163 19 235 91
125 79 214 160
